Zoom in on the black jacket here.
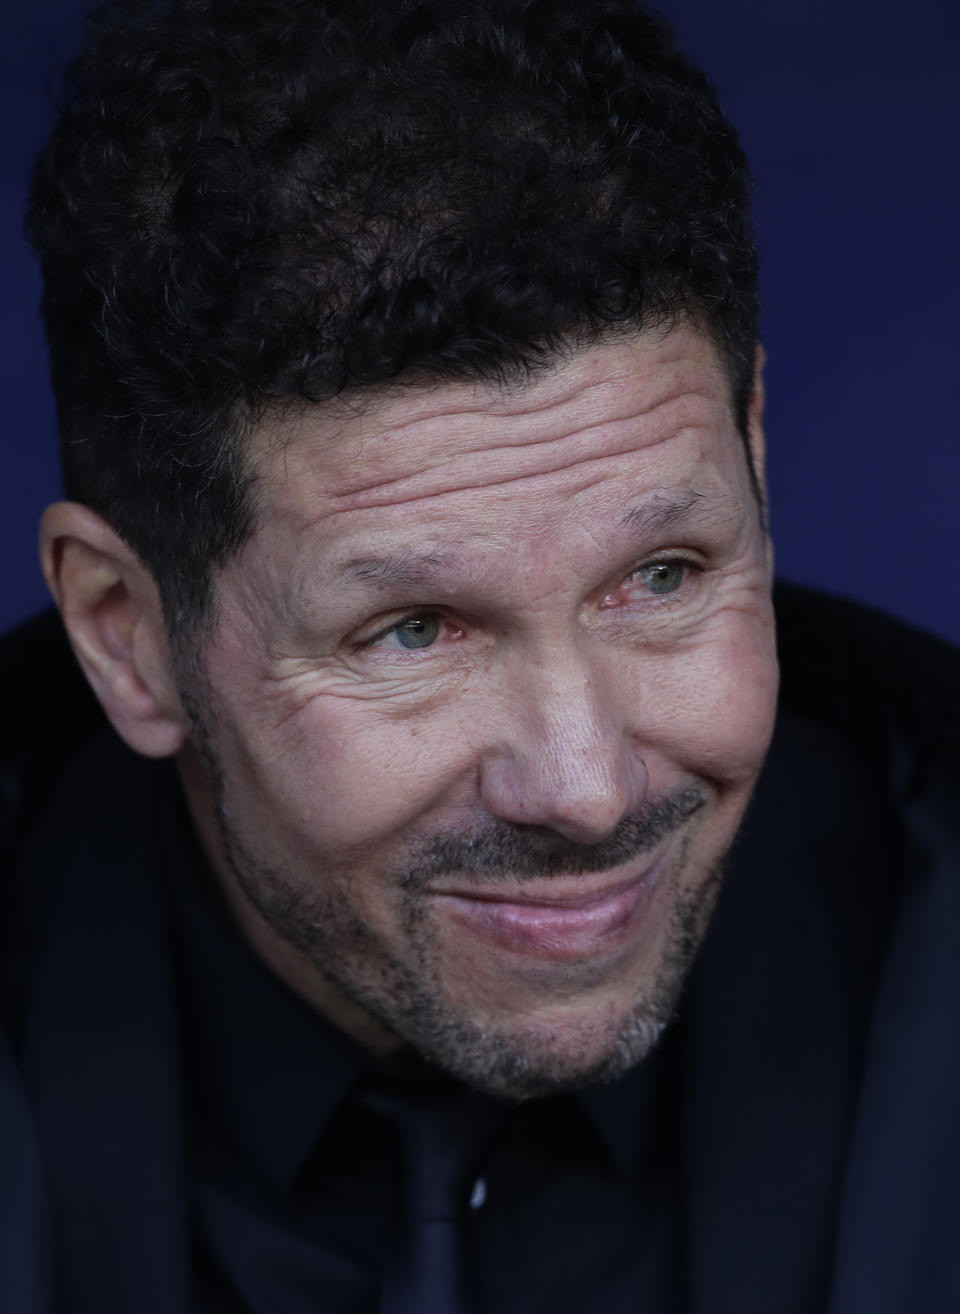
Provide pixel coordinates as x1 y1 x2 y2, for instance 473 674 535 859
2 584 959 1314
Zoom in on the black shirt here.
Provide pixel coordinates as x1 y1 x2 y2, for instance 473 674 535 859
165 780 686 1313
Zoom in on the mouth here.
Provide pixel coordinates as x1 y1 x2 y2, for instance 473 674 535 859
432 856 666 962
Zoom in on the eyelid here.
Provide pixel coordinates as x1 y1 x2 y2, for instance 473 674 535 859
355 607 446 651
625 549 698 575
623 553 699 585
610 554 702 607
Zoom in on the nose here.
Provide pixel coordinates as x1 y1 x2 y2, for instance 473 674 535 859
478 652 648 845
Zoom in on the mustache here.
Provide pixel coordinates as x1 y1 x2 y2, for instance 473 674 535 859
398 786 707 888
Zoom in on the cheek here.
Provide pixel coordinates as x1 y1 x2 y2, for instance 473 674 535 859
224 690 479 856
636 610 779 785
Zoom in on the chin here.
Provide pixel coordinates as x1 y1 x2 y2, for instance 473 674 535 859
409 998 674 1102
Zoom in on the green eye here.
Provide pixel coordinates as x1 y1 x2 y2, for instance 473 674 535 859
640 562 686 596
393 613 441 648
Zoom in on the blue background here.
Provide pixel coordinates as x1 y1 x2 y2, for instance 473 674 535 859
2 0 958 642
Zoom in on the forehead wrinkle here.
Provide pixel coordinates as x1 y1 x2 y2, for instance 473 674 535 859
318 419 720 525
343 338 706 437
248 329 730 506
373 362 700 438
337 380 715 501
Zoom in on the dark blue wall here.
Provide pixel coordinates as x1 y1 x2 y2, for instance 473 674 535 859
3 0 958 642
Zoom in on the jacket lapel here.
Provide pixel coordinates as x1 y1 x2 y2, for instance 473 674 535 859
0 1028 53 1314
825 764 960 1313
681 709 888 1314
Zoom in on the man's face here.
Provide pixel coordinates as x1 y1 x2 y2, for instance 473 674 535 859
181 326 778 1099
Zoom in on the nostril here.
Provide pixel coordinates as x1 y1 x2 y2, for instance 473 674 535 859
480 744 648 846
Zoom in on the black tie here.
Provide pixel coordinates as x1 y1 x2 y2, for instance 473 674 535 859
356 1073 504 1314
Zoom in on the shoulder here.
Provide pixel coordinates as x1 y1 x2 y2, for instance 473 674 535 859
0 610 103 864
772 582 960 994
773 581 960 786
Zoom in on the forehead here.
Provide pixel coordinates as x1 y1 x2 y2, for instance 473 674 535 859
247 327 743 550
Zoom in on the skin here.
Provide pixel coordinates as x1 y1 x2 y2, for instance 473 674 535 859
42 325 778 1100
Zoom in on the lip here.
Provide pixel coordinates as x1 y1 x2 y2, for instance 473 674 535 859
433 858 664 962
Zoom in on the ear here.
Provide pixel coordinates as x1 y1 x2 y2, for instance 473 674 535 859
39 502 189 758
745 342 774 557
746 343 767 488
743 344 774 580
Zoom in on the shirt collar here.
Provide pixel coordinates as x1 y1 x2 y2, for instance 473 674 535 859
576 1026 678 1179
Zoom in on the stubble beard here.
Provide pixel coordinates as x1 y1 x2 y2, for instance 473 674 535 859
203 757 726 1101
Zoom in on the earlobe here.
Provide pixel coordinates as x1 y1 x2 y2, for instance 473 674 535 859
39 502 188 758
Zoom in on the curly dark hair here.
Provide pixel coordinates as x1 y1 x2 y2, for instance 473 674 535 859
27 0 759 639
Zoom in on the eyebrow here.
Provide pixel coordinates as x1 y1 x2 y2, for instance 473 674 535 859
337 550 462 590
335 486 721 593
619 486 712 535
